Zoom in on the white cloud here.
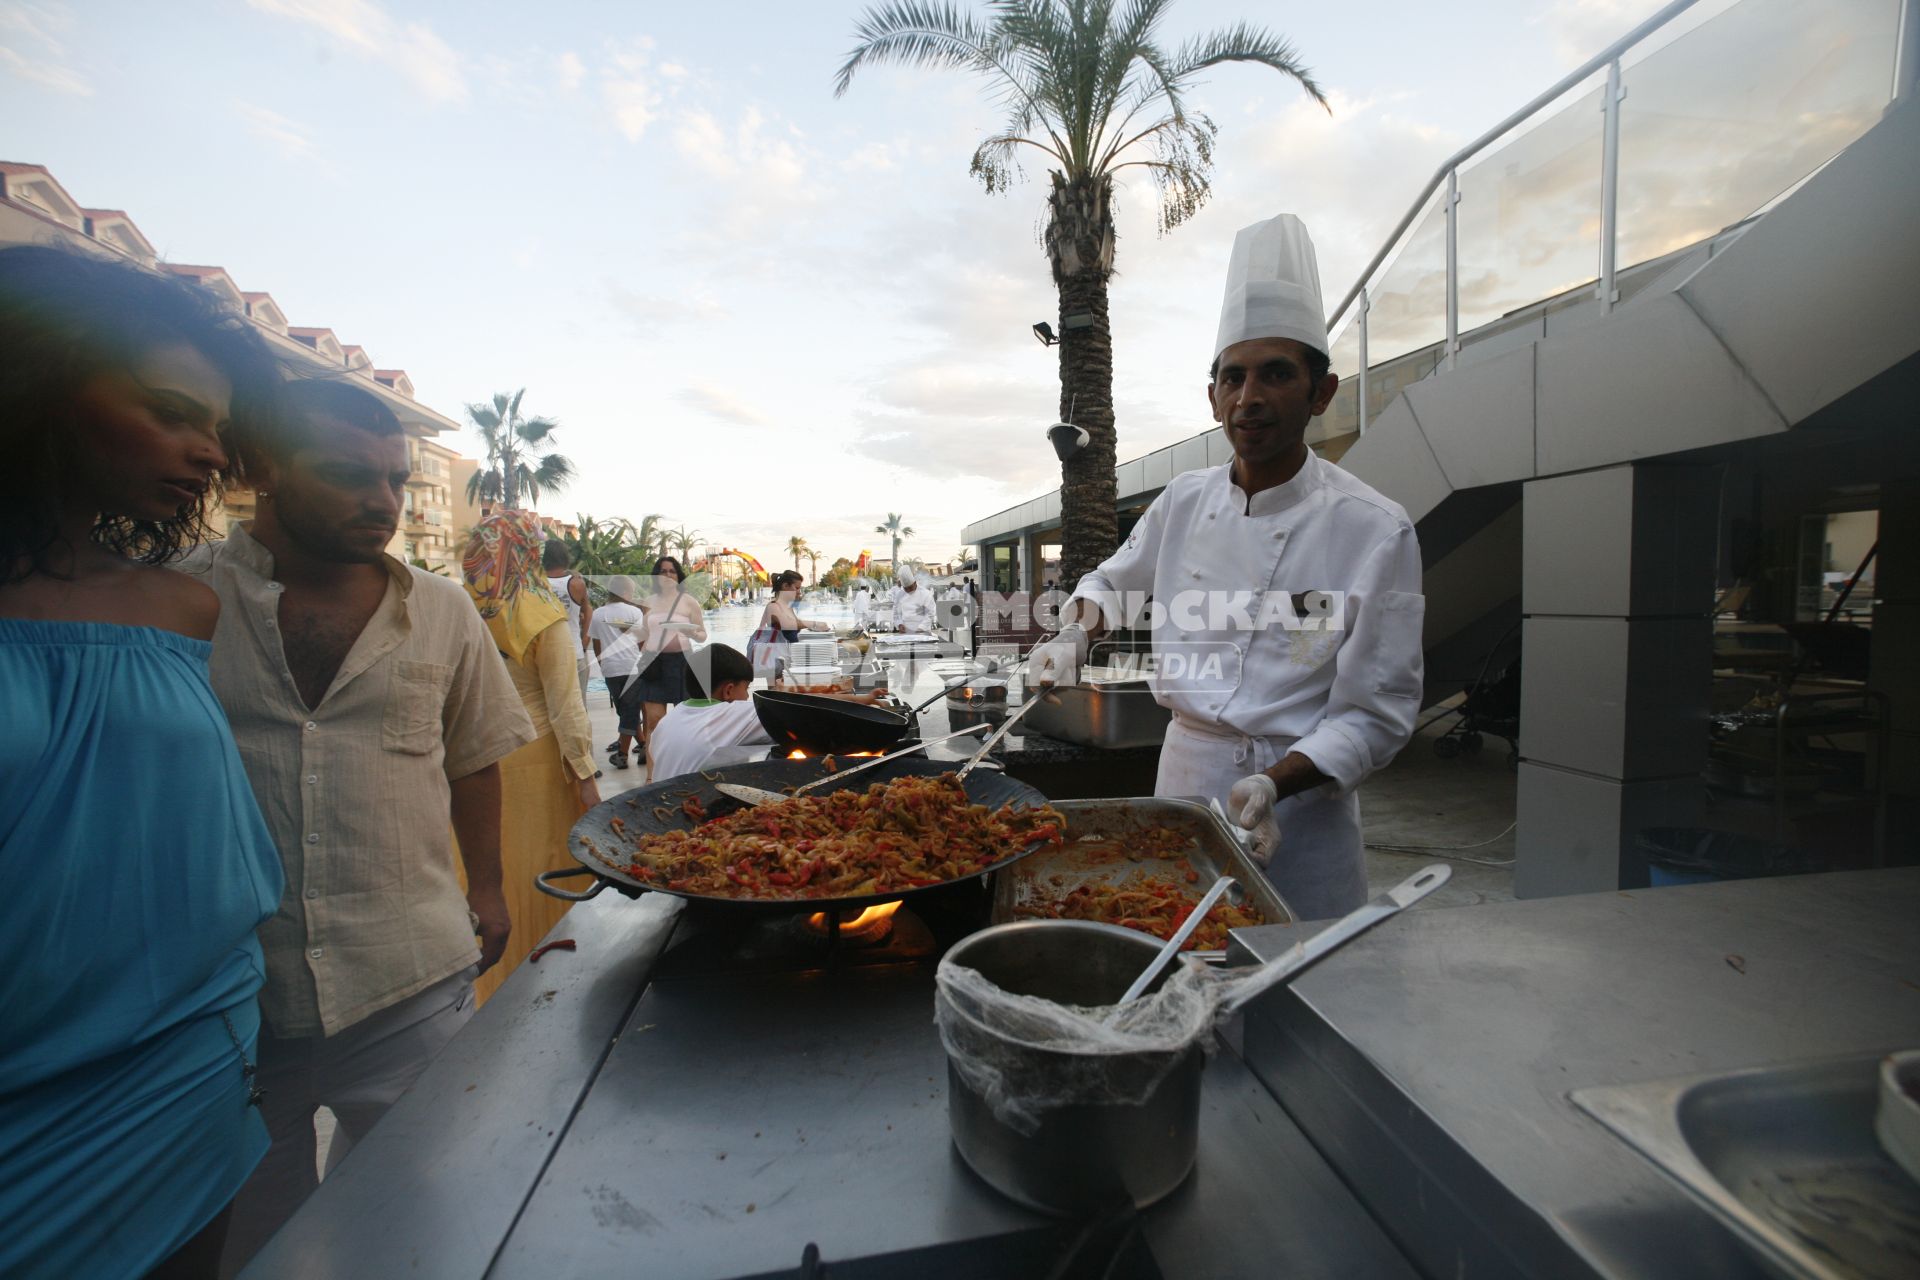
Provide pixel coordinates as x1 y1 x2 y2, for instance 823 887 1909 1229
0 0 88 95
602 43 661 140
555 50 585 92
1534 0 1673 68
604 281 720 334
843 141 900 172
235 101 320 160
244 0 467 103
676 385 769 427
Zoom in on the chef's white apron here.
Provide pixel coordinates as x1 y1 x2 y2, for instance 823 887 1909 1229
1154 716 1366 920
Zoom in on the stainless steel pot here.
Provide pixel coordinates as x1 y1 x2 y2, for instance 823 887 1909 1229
939 920 1202 1215
1021 679 1171 749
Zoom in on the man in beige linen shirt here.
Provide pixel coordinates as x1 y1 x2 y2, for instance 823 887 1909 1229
184 380 536 1275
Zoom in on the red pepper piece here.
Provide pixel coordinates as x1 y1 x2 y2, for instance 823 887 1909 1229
529 939 577 963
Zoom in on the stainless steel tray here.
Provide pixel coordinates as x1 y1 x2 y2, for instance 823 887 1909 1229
990 796 1293 958
1021 679 1171 749
1573 1053 1920 1280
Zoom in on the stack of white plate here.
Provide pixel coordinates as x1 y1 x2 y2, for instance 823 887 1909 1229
790 640 839 668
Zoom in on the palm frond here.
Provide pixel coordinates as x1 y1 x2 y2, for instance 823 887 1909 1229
1170 24 1326 108
516 415 560 444
834 0 995 96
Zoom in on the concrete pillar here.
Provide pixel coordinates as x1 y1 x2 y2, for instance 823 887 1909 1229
1514 464 1718 897
1872 480 1919 806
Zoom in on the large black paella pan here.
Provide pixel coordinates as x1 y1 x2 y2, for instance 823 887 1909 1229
538 757 1056 912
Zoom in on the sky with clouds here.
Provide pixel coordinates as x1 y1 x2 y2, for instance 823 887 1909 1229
1 0 1681 566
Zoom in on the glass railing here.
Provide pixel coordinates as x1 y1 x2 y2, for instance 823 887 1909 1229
1326 0 1907 436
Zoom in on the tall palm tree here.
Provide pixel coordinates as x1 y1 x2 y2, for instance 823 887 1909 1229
838 1 1324 587
874 513 914 576
786 535 811 577
464 388 576 511
805 546 822 585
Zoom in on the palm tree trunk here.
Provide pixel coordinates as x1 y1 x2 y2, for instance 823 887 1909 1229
1049 173 1119 592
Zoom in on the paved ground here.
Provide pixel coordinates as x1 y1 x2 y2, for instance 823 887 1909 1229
1359 696 1518 909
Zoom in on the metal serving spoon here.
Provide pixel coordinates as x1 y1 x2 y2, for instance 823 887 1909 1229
1106 874 1242 1016
1106 864 1453 1018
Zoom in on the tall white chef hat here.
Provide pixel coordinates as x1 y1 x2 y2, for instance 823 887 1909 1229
1213 213 1328 366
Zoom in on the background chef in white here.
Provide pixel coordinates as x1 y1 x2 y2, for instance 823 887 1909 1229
1030 213 1425 918
889 566 937 633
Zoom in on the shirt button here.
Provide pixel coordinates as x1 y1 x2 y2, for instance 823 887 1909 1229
306 833 319 844
306 775 318 785
1191 570 1202 579
309 947 324 959
264 618 275 628
305 888 319 899
268 582 282 591
305 721 318 732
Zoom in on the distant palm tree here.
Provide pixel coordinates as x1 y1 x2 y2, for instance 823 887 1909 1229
465 388 575 511
630 512 666 567
805 546 821 585
786 535 810 577
665 526 702 563
874 513 914 575
838 1 1324 587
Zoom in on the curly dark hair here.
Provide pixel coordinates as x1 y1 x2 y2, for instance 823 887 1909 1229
0 244 291 581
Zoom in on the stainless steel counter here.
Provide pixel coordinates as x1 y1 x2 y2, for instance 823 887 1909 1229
1230 867 1920 1280
243 892 1413 1279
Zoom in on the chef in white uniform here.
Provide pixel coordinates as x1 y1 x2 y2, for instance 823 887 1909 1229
889 567 937 634
1029 213 1425 919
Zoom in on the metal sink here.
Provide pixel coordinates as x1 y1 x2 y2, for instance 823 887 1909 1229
1573 1053 1920 1280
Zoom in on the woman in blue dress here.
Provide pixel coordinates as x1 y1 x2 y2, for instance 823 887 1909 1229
0 246 288 1279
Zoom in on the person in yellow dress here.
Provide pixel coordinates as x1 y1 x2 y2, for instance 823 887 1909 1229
460 512 600 1003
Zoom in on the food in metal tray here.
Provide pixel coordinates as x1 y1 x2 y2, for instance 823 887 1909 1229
1012 826 1268 950
615 773 1063 900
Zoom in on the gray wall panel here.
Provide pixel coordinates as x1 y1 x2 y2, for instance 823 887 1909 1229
1514 764 1702 897
1524 468 1635 617
1337 397 1452 524
1681 96 1920 427
1535 293 1785 474
1404 346 1537 491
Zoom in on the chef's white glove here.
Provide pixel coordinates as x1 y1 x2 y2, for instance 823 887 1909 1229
1026 623 1090 689
1228 773 1282 866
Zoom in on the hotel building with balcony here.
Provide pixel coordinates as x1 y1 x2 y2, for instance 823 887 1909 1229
0 160 470 572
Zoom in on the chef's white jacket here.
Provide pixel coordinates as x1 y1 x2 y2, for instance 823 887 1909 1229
1070 452 1423 917
1071 451 1424 797
852 588 874 627
890 585 937 633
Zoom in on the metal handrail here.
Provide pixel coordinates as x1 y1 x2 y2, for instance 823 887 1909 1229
1325 0 1700 336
